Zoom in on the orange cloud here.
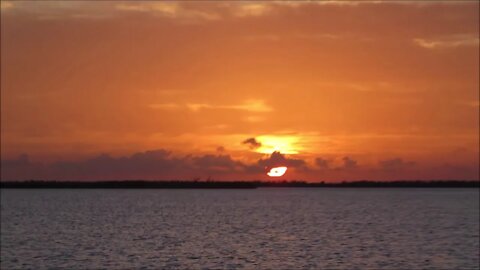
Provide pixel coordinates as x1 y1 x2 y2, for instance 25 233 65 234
414 34 479 49
186 100 273 112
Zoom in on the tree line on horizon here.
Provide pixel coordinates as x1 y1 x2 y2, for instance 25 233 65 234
0 180 478 189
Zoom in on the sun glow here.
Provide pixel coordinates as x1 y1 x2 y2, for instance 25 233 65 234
267 166 288 177
256 135 300 154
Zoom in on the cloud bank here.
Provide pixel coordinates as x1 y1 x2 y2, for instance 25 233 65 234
2 150 477 181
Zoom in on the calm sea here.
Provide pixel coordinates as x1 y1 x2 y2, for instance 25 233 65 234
1 188 479 269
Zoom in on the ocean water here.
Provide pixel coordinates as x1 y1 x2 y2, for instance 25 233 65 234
1 188 479 269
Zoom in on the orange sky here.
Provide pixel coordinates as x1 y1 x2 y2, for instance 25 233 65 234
1 1 479 181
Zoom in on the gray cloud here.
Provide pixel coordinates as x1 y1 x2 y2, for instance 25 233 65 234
2 150 308 180
2 151 477 181
258 151 306 168
341 156 358 170
315 157 330 169
1 150 248 181
242 137 262 149
244 151 307 173
192 154 243 171
379 158 416 172
0 154 47 180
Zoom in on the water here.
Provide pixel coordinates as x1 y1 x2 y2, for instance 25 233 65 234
1 188 479 269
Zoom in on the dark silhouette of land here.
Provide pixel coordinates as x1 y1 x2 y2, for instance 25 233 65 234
0 180 478 189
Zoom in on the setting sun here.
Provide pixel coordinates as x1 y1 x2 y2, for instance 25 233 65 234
267 166 288 177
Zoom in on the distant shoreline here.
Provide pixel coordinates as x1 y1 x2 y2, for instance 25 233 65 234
0 180 478 189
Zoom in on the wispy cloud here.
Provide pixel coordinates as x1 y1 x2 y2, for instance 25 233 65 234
242 33 342 42
187 100 273 113
4 1 475 22
232 3 271 17
115 2 220 21
116 3 179 15
414 34 479 49
148 103 181 110
315 81 394 92
149 99 273 113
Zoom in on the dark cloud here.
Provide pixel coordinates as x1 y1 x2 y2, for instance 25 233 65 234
0 154 46 180
192 154 243 171
341 156 358 170
242 137 261 149
258 151 306 168
1 150 249 181
49 150 187 180
315 157 330 169
2 151 477 181
4 150 316 180
431 163 479 180
243 151 307 173
379 158 415 172
1 154 30 168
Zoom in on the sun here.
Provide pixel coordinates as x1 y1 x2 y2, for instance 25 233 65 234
267 166 288 177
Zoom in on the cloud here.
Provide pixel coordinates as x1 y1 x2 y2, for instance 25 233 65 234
186 103 210 111
116 3 179 15
115 2 220 21
225 100 273 112
49 150 186 179
242 137 262 149
341 156 358 170
0 2 118 20
1 150 251 180
244 151 307 173
414 34 479 49
148 103 181 110
431 163 479 180
257 151 306 169
232 3 271 17
192 154 243 171
1 150 311 180
1 154 31 170
242 33 346 43
228 0 458 18
379 158 416 171
315 157 330 169
315 81 395 92
187 99 273 113
1 154 46 180
2 151 478 181
4 1 475 23
149 100 273 113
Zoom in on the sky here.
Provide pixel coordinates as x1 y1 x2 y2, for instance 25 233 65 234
1 1 479 181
